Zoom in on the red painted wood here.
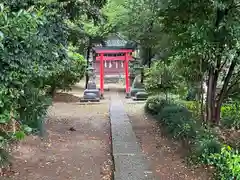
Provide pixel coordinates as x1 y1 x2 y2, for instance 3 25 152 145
95 56 133 61
95 49 133 53
95 50 133 96
124 53 130 93
93 61 124 75
100 53 104 95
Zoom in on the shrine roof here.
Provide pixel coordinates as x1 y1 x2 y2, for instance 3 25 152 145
92 46 134 53
92 46 134 51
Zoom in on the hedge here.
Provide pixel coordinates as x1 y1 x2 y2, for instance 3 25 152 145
145 95 239 179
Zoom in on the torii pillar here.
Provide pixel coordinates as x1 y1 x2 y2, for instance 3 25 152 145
95 49 133 98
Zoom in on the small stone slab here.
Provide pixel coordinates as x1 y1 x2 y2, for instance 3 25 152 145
83 89 100 97
113 141 142 155
111 125 137 142
114 154 151 175
114 171 154 180
114 170 146 180
79 98 100 102
130 88 146 97
83 92 97 99
136 92 148 99
132 92 148 101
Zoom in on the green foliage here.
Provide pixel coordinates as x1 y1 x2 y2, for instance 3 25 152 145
190 128 222 165
0 0 97 168
178 100 205 119
145 61 182 95
145 95 240 179
221 102 240 129
157 105 197 140
145 95 196 140
179 101 198 113
144 95 170 115
209 146 240 180
18 87 52 132
46 48 86 95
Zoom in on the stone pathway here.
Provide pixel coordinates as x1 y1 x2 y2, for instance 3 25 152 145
109 95 155 180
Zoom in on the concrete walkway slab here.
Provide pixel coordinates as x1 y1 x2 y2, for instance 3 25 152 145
113 141 142 155
110 97 155 180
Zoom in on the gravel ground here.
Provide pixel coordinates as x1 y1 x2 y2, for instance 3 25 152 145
124 102 213 180
4 93 113 180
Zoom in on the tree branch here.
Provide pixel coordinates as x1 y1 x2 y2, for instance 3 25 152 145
217 59 237 104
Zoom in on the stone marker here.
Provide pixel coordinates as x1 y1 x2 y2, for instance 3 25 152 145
132 91 148 101
80 66 100 102
130 75 146 97
87 81 97 89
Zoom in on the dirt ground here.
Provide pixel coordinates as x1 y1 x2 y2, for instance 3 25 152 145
124 102 213 180
1 82 214 180
4 93 112 180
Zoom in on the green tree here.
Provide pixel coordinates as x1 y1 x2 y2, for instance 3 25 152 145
104 0 169 66
145 61 183 99
0 0 107 169
161 0 240 124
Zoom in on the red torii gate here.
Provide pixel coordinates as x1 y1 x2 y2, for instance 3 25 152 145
94 48 133 98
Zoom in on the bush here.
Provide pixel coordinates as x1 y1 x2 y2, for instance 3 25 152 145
221 102 240 129
144 61 181 95
209 146 240 179
190 128 222 164
179 100 198 113
18 86 52 132
145 95 170 115
46 49 86 96
0 3 86 169
157 104 197 140
145 96 239 179
145 96 198 140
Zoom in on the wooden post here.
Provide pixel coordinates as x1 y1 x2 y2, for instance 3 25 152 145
100 53 104 97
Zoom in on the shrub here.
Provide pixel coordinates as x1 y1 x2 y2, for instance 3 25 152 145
145 95 170 115
46 49 86 96
145 95 239 179
221 102 240 129
180 101 198 113
144 61 181 95
157 105 197 140
0 3 86 170
209 146 240 179
190 128 222 164
18 87 52 132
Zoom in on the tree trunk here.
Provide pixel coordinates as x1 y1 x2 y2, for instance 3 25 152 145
148 48 152 68
214 59 237 124
214 104 221 125
141 47 152 83
140 68 144 84
85 39 91 89
206 67 214 123
199 58 204 121
48 85 56 98
200 81 204 122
